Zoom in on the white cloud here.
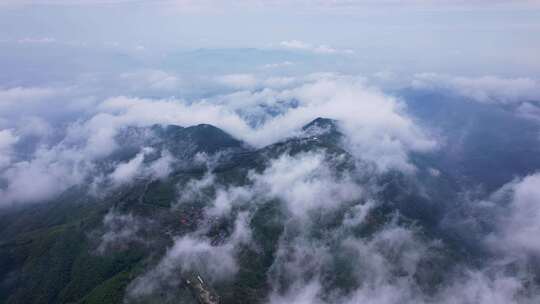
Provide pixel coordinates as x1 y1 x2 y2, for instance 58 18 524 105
280 40 312 50
71 76 436 165
97 209 149 253
279 40 354 55
0 87 59 106
216 73 259 89
17 37 56 44
148 150 175 179
516 102 540 121
0 145 89 205
0 75 435 205
209 74 437 173
261 61 295 69
437 271 529 304
181 150 363 220
269 280 324 304
0 86 95 130
215 74 300 90
120 70 182 91
16 116 54 138
109 149 146 186
206 185 253 217
251 152 363 219
0 129 18 169
267 209 538 304
0 86 99 205
486 173 540 257
126 211 251 298
108 148 175 187
412 74 540 104
266 216 437 304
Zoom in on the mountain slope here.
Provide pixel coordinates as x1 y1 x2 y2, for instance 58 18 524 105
0 117 513 304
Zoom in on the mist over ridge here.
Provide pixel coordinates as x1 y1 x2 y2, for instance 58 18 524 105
2 1 540 303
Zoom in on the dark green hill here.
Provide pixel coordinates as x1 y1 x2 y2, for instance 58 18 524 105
0 118 473 304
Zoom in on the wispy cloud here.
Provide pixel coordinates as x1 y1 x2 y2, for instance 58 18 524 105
279 40 354 55
261 61 295 69
412 74 540 104
17 37 56 44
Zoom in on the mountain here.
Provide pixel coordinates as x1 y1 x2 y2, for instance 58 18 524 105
0 117 520 303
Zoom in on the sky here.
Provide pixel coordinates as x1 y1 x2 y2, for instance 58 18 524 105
1 0 540 77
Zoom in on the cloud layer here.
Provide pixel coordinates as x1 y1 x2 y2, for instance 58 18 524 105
0 73 437 205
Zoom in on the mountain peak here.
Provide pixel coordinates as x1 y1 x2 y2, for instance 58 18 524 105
302 117 338 131
301 117 341 141
151 123 246 154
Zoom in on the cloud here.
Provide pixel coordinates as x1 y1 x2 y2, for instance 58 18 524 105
87 88 538 303
436 271 531 304
15 116 54 138
0 90 179 205
279 40 354 55
108 148 176 187
17 37 56 44
205 185 253 217
516 102 540 121
0 86 95 130
96 208 150 253
120 70 183 91
267 213 538 304
0 88 96 204
179 151 363 220
168 148 478 304
126 211 252 298
148 150 175 179
289 78 436 172
216 73 259 89
410 74 540 121
0 145 90 205
108 149 146 186
269 280 324 304
0 74 437 206
266 214 438 304
261 61 295 69
433 172 540 303
412 74 540 104
486 173 540 258
162 156 540 304
251 152 363 219
67 74 436 173
0 86 59 107
210 75 437 173
0 129 18 170
216 73 299 90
